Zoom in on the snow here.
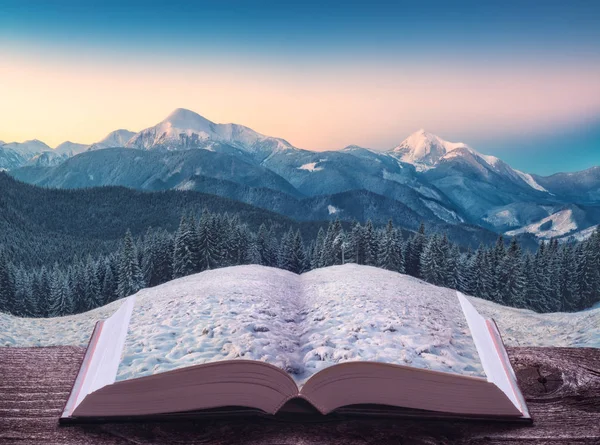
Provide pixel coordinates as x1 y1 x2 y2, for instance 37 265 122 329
382 169 406 183
54 141 89 156
471 298 599 348
2 139 51 156
514 170 548 193
298 162 323 172
415 185 442 200
392 129 469 166
391 130 488 172
389 130 549 195
506 209 578 239
176 179 196 191
420 199 464 224
127 108 295 155
94 129 136 149
483 209 520 228
481 154 501 167
327 205 339 215
569 225 597 242
1 265 598 386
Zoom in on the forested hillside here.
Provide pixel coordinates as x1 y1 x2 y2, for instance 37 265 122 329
0 173 330 267
1 207 597 319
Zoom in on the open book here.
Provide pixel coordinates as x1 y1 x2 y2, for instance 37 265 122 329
60 265 530 423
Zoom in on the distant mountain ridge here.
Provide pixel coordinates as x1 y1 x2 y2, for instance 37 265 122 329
4 108 600 242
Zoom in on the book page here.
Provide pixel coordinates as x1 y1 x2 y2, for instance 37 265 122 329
457 292 528 416
297 265 485 384
114 265 485 386
115 266 306 381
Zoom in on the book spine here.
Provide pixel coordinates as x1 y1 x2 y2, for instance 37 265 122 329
60 320 105 420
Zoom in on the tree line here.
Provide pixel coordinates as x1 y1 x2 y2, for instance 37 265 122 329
1 209 599 317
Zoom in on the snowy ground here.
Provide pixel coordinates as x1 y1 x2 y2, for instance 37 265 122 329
1 265 598 385
115 265 485 384
472 298 599 348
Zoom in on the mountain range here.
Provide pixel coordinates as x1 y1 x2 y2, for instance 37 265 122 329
4 108 600 243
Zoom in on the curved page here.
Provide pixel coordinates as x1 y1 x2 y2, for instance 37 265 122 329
114 265 485 386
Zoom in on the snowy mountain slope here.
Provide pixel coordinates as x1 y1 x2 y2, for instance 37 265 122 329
481 202 554 232
2 265 597 375
261 145 464 222
1 139 51 157
89 129 136 150
390 129 548 195
54 141 89 156
410 143 562 230
11 147 303 198
9 150 498 245
514 170 548 193
532 166 600 204
126 108 296 162
0 145 28 170
391 129 470 169
0 140 52 170
504 205 600 241
0 130 132 170
25 151 68 167
506 209 579 239
10 146 474 235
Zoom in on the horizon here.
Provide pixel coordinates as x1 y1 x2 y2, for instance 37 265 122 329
2 106 600 176
1 0 599 174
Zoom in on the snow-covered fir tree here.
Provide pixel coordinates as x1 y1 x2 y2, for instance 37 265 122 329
172 216 196 279
117 230 144 299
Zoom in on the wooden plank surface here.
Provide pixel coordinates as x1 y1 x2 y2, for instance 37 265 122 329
0 346 599 444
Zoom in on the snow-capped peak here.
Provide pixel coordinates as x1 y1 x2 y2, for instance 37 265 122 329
2 139 52 156
162 108 214 132
391 129 470 167
126 108 296 161
54 141 89 156
389 130 549 193
96 129 136 148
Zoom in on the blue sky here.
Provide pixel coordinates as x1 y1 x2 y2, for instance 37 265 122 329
1 0 599 174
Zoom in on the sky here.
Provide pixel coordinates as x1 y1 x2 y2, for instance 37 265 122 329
0 0 599 175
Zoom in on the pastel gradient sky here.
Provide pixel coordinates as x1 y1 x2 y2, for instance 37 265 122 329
1 0 599 174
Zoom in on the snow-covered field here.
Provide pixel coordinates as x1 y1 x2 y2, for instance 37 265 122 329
297 162 323 172
506 209 578 239
1 265 598 385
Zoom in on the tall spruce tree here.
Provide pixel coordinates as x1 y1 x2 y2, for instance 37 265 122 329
117 230 144 299
406 223 426 278
310 227 326 269
0 250 13 314
498 238 525 307
172 216 195 279
363 220 377 266
377 220 404 273
101 259 117 304
457 249 476 295
472 246 492 300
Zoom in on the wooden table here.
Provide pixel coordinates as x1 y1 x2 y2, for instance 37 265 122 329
1 346 599 444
